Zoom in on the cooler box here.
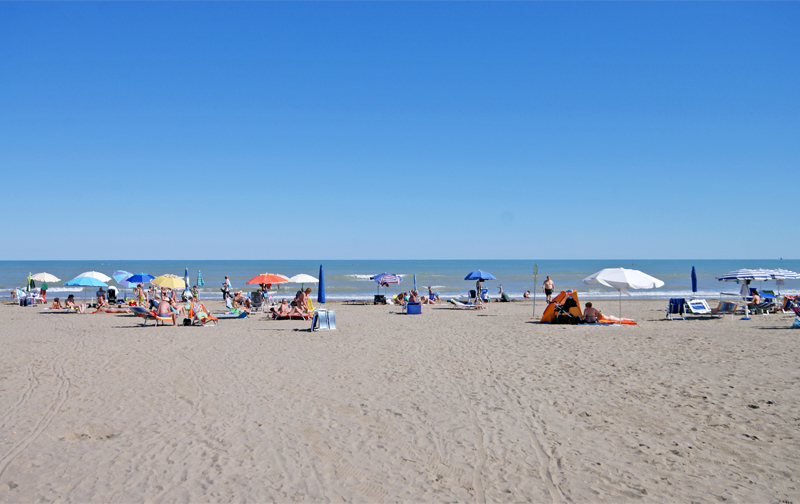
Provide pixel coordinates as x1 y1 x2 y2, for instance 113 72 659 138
405 302 422 315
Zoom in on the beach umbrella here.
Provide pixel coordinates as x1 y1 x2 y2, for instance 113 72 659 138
691 266 698 295
717 269 772 282
183 267 192 297
413 274 417 292
246 273 290 285
762 268 800 280
318 265 326 304
26 272 32 292
31 272 60 283
370 273 402 295
75 271 112 283
197 270 205 287
152 274 186 289
65 276 108 287
112 270 133 284
464 270 496 281
125 273 155 285
583 268 664 322
287 274 319 290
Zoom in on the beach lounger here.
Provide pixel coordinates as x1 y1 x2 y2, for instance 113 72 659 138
131 306 173 326
448 299 485 310
686 299 712 316
189 302 218 326
214 311 248 319
666 298 686 320
710 302 738 318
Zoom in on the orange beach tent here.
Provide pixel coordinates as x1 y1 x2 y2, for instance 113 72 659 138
540 290 583 323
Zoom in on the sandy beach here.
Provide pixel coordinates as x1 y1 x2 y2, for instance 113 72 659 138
0 299 798 502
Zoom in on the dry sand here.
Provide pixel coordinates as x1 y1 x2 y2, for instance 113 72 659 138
0 299 798 503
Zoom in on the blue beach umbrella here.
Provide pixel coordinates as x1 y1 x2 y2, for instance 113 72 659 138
413 274 417 292
65 276 108 287
318 264 326 304
113 270 133 284
197 270 205 287
65 275 109 302
464 270 496 281
691 266 698 295
125 273 155 285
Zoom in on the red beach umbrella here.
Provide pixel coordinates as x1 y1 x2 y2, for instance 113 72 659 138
246 273 290 285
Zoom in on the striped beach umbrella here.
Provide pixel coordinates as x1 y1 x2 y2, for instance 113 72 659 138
370 273 402 295
197 270 205 287
717 269 773 282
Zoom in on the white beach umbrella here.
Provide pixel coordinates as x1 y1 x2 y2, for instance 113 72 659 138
75 271 112 283
31 272 60 283
287 274 319 285
583 268 665 322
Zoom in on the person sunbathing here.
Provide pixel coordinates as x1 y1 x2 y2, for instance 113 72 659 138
51 298 63 309
65 295 86 313
581 302 601 323
270 299 292 318
94 305 132 314
169 298 186 316
191 300 211 319
156 299 177 326
409 290 420 303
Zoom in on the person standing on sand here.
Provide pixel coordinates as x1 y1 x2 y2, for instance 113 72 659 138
543 276 554 303
222 275 232 300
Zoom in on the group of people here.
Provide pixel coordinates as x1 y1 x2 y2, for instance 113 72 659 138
269 287 314 318
393 287 441 306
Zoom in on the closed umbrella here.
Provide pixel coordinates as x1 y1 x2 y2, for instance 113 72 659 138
583 268 664 322
318 265 326 304
26 272 32 292
691 266 698 295
197 270 205 287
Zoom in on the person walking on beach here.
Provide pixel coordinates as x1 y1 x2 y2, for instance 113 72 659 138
222 275 232 301
543 276 555 303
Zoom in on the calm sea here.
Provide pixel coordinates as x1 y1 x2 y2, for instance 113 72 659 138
2 260 798 301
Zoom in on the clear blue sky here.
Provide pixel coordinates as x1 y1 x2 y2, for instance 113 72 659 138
1 2 797 260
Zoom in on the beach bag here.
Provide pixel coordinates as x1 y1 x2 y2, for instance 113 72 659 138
183 318 192 326
792 317 800 329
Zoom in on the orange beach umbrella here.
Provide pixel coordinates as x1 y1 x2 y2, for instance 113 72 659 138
246 273 290 285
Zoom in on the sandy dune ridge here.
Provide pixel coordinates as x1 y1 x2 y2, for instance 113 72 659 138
0 300 798 502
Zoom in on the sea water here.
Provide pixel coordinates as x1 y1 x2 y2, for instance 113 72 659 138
1 259 798 301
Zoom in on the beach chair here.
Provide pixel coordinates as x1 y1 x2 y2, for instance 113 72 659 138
131 306 158 326
251 291 264 314
189 302 218 326
793 306 800 318
686 299 712 316
782 295 799 314
666 298 686 320
710 301 738 319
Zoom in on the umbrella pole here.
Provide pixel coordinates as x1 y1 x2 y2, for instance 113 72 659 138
619 289 622 324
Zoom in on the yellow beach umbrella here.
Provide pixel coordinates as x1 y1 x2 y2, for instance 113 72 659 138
151 274 186 289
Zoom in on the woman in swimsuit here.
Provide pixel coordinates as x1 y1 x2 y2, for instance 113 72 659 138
51 298 63 309
65 295 86 313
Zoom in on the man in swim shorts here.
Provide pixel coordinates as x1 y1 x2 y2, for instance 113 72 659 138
543 276 554 303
